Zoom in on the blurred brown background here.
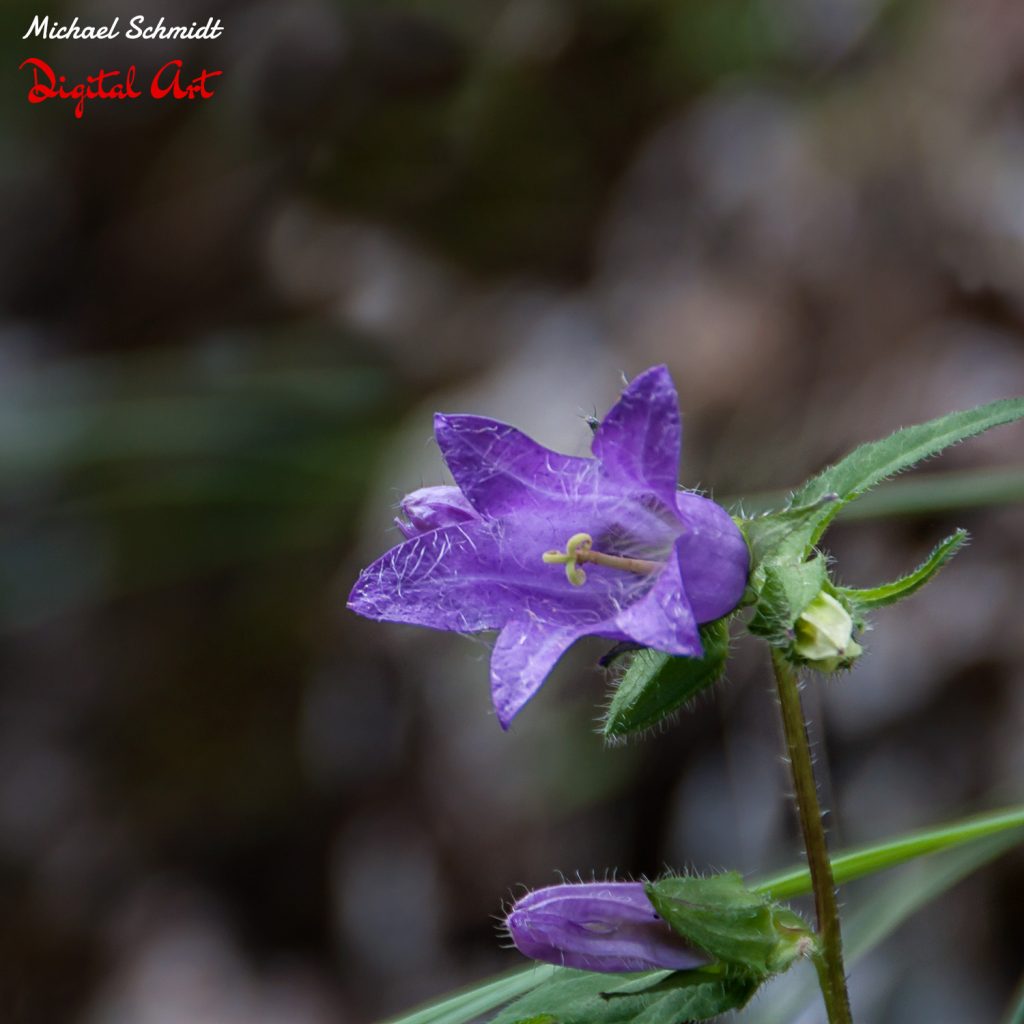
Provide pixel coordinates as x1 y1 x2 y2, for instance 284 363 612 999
2 1 1024 1021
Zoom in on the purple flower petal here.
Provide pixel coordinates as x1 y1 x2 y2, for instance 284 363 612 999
395 485 479 539
353 514 671 636
592 366 682 509
434 414 599 517
506 881 707 973
491 616 594 729
349 521 525 632
675 492 750 622
613 541 702 656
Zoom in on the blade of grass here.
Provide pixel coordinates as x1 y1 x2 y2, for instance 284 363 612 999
739 830 1022 1022
755 804 1024 900
378 966 557 1024
843 830 1021 961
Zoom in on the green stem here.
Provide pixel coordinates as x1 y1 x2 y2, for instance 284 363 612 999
771 649 853 1024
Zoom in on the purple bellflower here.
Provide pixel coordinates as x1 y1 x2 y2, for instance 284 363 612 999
348 366 749 727
505 881 706 973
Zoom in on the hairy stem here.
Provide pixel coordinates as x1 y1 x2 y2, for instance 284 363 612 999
771 648 853 1024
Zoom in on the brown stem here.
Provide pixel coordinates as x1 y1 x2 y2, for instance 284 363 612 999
771 648 854 1024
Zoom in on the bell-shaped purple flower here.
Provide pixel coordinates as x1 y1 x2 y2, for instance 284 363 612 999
505 881 707 973
348 366 749 727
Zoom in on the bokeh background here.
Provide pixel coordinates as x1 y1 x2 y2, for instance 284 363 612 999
3 0 1024 1021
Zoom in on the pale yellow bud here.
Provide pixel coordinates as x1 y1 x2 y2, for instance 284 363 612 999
793 592 862 672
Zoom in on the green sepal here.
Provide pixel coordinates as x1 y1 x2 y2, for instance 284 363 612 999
645 873 815 979
746 555 828 647
738 495 839 579
491 967 758 1024
603 620 730 739
837 529 968 612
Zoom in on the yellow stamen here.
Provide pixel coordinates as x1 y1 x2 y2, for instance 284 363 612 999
543 532 592 585
542 532 660 587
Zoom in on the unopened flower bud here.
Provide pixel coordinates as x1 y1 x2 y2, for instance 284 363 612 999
394 485 479 539
793 592 862 671
505 882 707 973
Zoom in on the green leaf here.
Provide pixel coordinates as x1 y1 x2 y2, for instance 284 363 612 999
645 874 813 978
603 620 730 738
732 465 1024 522
489 967 757 1024
789 397 1024 551
836 529 968 611
746 556 828 646
616 971 761 1023
737 403 1023 659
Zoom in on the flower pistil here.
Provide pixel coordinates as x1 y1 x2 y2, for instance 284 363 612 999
542 532 660 587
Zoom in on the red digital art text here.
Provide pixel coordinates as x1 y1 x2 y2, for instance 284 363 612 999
19 57 222 118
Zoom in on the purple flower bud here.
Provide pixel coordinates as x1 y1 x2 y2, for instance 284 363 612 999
505 882 708 973
394 485 480 539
